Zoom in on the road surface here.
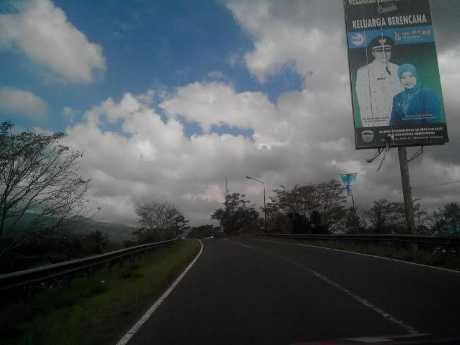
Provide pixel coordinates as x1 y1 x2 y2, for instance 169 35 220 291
127 237 460 345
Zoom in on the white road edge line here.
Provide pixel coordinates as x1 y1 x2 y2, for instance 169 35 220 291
247 239 420 335
347 332 430 342
115 240 204 345
301 262 420 335
258 238 460 275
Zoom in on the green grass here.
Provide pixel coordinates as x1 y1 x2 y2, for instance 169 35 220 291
1 239 201 345
301 240 460 271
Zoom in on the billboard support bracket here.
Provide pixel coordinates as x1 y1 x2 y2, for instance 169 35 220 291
407 146 424 163
366 140 392 171
366 148 384 164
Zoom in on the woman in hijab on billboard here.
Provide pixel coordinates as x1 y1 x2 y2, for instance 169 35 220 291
390 64 442 127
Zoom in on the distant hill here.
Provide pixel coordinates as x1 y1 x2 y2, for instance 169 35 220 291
4 213 136 243
63 216 136 243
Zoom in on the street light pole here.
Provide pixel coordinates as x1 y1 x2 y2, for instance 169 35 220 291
246 176 267 232
263 185 266 232
350 190 356 211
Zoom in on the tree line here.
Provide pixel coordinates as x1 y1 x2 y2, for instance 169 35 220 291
211 180 460 236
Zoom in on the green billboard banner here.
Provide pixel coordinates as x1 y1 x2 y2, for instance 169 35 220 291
344 0 448 149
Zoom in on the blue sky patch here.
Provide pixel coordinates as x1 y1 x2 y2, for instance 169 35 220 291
0 0 303 136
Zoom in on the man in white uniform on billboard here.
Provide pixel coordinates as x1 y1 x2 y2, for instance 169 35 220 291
356 36 402 127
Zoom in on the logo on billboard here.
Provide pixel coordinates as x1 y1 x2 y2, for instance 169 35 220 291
361 130 375 144
351 32 366 47
377 2 398 14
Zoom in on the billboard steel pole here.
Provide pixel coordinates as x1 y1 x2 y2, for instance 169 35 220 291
398 147 415 235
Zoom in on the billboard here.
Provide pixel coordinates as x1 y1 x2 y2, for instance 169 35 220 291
344 0 448 149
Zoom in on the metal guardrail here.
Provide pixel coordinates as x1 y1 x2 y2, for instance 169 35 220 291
263 233 460 248
0 238 178 292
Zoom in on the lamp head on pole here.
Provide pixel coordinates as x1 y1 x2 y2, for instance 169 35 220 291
246 175 264 185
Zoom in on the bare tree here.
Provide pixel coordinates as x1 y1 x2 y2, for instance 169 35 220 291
0 122 89 239
365 199 405 234
343 207 364 234
211 193 260 235
274 184 319 219
270 180 346 233
431 202 460 235
135 200 189 241
314 180 347 231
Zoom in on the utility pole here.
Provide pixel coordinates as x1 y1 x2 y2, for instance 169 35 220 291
398 147 416 235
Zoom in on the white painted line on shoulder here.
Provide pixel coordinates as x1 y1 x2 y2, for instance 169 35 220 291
348 332 430 342
246 239 420 335
115 240 204 345
257 238 460 275
347 336 391 343
346 332 431 343
280 255 420 335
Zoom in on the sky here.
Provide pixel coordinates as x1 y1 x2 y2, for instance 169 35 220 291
1 0 460 226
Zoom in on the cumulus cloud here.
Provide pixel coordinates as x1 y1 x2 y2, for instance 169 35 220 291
64 92 271 224
0 87 48 118
66 81 460 226
226 0 346 84
226 0 460 83
0 0 105 83
62 87 351 225
58 85 350 225
161 82 280 140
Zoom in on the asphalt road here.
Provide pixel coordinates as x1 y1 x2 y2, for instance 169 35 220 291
127 237 460 345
